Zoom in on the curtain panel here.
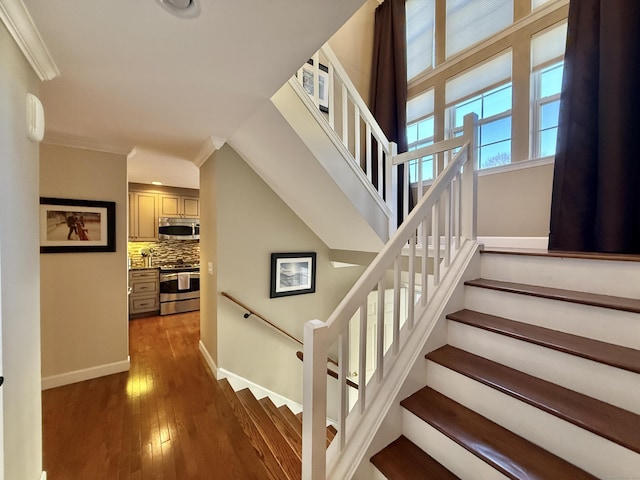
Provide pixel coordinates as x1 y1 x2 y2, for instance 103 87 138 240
549 0 640 253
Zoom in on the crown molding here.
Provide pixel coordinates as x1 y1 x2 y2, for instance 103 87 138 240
192 136 226 167
0 0 60 81
43 131 133 156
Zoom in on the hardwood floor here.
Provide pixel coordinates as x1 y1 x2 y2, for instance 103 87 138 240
42 312 271 479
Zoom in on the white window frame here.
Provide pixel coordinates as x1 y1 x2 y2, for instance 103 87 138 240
406 115 435 184
531 61 563 159
447 81 513 169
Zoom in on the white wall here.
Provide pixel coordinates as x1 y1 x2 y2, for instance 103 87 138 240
202 144 366 404
0 21 43 480
40 144 129 386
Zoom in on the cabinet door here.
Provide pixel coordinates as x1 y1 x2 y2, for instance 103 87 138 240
159 194 181 217
133 192 158 240
182 196 200 217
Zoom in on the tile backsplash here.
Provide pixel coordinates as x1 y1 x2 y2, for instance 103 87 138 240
127 240 200 268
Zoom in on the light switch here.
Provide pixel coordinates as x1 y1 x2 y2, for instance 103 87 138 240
208 262 214 275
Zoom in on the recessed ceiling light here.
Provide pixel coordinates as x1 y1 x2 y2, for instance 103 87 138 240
151 181 163 186
155 0 201 19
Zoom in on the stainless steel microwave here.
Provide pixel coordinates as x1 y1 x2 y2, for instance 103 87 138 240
158 217 200 240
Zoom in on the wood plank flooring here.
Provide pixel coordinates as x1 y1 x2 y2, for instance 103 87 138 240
42 312 271 479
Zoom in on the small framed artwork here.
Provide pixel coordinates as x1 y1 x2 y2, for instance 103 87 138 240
302 60 329 113
270 252 317 298
40 197 116 253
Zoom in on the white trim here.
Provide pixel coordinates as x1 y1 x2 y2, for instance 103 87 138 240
43 131 132 156
192 136 226 168
198 340 218 380
40 472 47 480
217 367 303 414
41 357 130 390
0 0 59 81
477 155 554 176
477 236 549 249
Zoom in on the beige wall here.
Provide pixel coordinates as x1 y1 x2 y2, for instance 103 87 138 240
40 144 129 382
478 163 553 237
0 22 43 480
199 150 217 367
208 145 365 403
329 0 378 106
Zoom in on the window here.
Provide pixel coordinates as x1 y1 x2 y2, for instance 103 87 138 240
406 90 435 183
406 0 435 80
407 116 435 182
533 62 563 157
531 22 566 158
446 0 513 58
449 83 513 168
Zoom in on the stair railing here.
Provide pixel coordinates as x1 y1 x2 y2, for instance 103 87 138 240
292 44 398 235
302 113 478 480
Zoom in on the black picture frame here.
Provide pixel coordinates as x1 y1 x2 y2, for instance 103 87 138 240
270 252 317 298
39 197 116 253
302 60 329 114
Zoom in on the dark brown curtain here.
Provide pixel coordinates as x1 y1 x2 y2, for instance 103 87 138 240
548 0 640 253
370 0 408 227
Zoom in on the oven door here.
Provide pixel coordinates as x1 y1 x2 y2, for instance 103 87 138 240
159 271 200 314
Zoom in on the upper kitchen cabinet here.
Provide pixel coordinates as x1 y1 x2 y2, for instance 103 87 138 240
129 191 159 241
159 194 200 218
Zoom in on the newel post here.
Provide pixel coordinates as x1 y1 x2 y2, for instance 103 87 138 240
461 113 478 241
302 319 329 480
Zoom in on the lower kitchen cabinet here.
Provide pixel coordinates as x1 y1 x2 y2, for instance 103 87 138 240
129 268 160 318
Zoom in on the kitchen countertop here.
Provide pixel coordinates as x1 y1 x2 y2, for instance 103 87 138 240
129 266 160 271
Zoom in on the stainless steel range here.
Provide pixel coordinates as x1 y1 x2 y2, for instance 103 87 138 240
159 263 200 315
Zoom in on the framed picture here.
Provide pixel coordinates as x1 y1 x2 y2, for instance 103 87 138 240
40 197 116 253
302 60 329 113
270 252 317 298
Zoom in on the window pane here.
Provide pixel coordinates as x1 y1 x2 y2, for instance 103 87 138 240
541 100 560 130
406 0 435 80
455 98 482 128
481 117 511 145
407 124 418 144
417 117 434 140
540 128 558 157
480 140 511 168
446 0 513 58
541 64 563 97
483 85 512 117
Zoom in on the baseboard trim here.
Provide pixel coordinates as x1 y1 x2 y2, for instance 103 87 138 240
217 367 303 414
40 471 47 480
41 357 130 390
198 340 218 380
478 236 548 250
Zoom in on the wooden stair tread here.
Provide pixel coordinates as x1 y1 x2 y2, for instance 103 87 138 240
427 345 640 454
480 247 640 263
259 397 302 459
217 379 283 480
465 278 640 314
401 387 598 480
236 389 301 480
371 435 460 480
278 405 302 437
447 309 640 374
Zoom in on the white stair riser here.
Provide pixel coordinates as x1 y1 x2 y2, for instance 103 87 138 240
480 254 640 299
401 409 510 480
371 467 388 480
447 321 640 414
464 287 640 349
426 361 640 479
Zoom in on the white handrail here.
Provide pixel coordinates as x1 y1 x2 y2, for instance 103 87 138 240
302 113 478 480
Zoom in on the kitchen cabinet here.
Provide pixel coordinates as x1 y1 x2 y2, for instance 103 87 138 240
159 194 200 218
129 269 160 317
129 191 158 241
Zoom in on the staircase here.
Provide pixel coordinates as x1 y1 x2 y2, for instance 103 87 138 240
370 248 640 479
218 378 336 480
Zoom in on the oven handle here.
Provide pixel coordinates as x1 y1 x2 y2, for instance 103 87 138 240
160 272 200 281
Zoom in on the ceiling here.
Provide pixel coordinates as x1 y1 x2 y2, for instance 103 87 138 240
21 0 366 188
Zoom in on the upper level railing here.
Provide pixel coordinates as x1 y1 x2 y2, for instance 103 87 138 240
291 44 398 235
301 113 478 480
